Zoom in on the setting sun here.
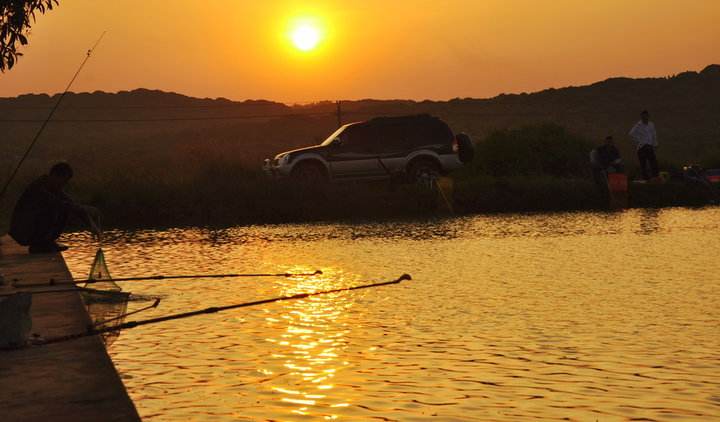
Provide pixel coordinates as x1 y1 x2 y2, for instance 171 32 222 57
290 23 321 51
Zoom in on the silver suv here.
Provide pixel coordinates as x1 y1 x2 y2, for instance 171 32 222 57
263 114 473 183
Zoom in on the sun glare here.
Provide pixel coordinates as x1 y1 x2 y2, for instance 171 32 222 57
291 23 321 52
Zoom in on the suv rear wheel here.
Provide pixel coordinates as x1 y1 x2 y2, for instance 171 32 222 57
408 158 441 187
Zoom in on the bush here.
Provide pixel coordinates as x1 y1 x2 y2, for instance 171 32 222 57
463 123 594 178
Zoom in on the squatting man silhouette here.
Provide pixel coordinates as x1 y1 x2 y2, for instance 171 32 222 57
9 162 101 253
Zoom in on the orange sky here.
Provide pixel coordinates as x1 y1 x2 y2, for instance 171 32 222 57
0 0 718 102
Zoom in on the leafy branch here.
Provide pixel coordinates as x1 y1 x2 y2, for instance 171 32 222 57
0 0 58 72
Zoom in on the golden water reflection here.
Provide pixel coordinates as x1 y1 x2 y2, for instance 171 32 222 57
61 208 720 421
263 269 355 419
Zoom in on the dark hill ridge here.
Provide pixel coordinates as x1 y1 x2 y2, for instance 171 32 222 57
0 88 291 122
4 88 287 108
1 65 719 186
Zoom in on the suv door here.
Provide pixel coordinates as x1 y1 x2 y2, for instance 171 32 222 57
375 122 411 174
326 124 385 178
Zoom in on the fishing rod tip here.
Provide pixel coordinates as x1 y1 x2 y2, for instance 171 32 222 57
398 273 412 282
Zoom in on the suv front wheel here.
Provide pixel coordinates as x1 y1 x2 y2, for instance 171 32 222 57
291 161 328 184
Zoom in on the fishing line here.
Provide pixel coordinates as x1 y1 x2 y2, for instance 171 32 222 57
434 178 455 214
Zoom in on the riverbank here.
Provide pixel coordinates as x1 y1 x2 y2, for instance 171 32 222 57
0 236 140 422
2 173 716 231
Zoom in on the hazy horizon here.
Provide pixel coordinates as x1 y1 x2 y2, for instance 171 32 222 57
1 1 718 103
3 63 717 105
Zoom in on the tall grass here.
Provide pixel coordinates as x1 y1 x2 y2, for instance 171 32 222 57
66 164 441 229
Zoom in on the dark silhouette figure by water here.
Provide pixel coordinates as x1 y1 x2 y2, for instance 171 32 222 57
629 110 659 180
591 135 623 181
9 162 101 253
590 135 624 203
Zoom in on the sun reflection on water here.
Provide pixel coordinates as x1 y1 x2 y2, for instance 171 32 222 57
262 268 356 419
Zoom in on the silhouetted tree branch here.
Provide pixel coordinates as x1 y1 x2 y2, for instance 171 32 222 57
0 0 58 72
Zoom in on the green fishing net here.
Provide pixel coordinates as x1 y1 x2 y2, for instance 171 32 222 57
88 247 111 279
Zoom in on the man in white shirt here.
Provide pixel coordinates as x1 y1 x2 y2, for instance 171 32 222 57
628 110 659 180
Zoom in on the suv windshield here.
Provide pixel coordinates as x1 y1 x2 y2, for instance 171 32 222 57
320 123 356 146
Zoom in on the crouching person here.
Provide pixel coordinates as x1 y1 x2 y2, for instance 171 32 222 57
591 136 623 183
591 136 626 207
9 162 101 254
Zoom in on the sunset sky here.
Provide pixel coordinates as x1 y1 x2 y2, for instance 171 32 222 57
1 0 718 103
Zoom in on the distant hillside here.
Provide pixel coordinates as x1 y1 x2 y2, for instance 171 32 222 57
1 64 719 190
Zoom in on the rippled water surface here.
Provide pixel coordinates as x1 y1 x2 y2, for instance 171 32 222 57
63 208 720 421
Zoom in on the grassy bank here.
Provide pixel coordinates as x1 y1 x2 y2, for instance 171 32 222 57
74 173 444 229
1 123 717 231
3 171 714 232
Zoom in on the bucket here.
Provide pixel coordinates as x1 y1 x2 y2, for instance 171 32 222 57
607 173 628 193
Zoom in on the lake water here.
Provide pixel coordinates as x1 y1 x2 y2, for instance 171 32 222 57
62 208 720 421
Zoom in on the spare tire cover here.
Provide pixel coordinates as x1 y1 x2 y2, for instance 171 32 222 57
456 133 474 163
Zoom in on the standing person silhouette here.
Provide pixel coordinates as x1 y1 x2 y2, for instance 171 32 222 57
9 162 101 254
629 110 659 181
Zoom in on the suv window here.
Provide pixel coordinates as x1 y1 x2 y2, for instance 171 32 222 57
403 117 453 148
342 123 381 153
376 122 409 153
327 115 453 155
370 115 453 153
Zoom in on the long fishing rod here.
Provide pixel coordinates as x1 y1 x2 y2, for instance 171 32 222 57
0 286 132 297
32 273 412 347
0 31 106 201
12 269 323 289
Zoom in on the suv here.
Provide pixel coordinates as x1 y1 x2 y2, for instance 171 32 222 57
263 114 473 183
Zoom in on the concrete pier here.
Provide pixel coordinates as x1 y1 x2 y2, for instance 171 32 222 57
0 236 140 422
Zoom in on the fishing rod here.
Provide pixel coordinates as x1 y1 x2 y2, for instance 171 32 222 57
12 269 323 289
31 273 412 347
0 286 131 297
0 31 106 201
91 298 161 329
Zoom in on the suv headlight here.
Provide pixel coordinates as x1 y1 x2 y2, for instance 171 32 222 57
277 154 291 166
